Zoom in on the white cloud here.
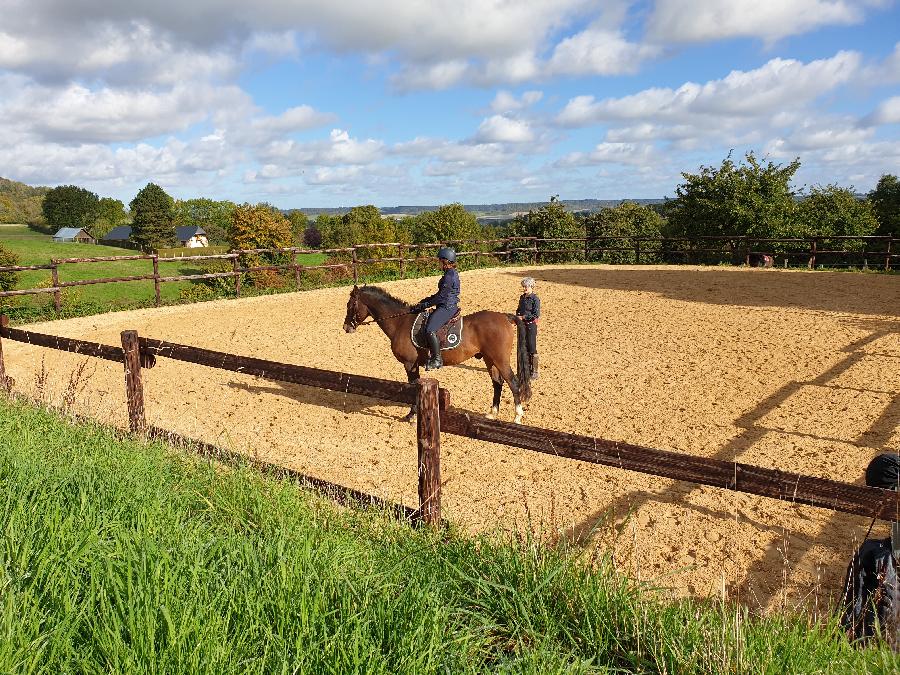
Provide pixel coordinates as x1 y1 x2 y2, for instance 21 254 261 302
556 142 655 167
556 51 861 126
490 90 543 113
647 0 885 44
868 96 900 125
547 28 660 76
474 115 535 143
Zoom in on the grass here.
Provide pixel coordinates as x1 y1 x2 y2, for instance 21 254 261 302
1 396 898 673
0 226 326 322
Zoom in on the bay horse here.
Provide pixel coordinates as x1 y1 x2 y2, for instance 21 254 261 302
342 285 532 423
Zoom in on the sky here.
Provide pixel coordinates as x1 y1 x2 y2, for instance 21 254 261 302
0 1 898 209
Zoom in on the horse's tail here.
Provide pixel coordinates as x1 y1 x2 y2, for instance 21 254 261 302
508 314 532 404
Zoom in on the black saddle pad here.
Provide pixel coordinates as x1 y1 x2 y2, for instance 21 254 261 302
411 309 463 351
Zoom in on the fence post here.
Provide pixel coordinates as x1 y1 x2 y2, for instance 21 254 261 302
809 239 817 269
152 255 161 307
120 330 146 434
398 244 405 277
416 378 441 526
293 251 302 290
0 315 11 393
351 247 359 284
886 238 892 272
635 239 641 265
51 263 61 313
232 254 241 297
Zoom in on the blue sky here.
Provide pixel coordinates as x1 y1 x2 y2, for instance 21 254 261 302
0 0 898 208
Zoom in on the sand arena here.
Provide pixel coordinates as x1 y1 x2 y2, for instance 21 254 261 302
4 264 899 613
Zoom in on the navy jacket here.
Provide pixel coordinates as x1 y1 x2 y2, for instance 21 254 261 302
516 293 541 322
420 268 460 310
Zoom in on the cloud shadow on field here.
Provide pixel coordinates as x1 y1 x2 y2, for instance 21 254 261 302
503 267 900 317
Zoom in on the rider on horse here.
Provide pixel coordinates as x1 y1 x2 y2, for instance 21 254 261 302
409 247 459 371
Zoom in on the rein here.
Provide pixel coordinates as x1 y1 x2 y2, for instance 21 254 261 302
348 293 411 328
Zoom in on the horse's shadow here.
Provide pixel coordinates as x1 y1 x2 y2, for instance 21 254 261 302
227 380 404 421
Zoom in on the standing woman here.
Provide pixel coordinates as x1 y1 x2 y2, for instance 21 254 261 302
410 247 460 371
516 277 541 379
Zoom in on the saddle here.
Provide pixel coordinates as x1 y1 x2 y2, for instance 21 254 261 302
411 308 463 351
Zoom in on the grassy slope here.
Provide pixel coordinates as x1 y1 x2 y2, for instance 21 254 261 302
0 397 897 674
0 226 325 312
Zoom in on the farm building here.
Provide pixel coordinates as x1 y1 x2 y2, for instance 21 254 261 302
176 225 208 248
100 225 209 248
52 227 95 243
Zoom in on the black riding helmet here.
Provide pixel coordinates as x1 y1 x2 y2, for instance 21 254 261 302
437 246 456 263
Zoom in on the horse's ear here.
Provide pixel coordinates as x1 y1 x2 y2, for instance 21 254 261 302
352 284 358 291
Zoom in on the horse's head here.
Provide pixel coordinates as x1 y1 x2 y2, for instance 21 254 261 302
343 285 370 333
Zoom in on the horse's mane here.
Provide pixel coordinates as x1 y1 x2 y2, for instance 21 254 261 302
359 285 411 312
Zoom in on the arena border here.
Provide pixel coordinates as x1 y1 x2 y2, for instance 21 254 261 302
2 315 898 531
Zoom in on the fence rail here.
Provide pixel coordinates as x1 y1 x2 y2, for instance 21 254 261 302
2 316 899 532
2 235 897 313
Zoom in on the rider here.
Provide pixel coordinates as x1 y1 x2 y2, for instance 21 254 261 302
409 247 459 371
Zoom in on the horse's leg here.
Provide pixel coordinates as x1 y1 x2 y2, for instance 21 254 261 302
499 363 525 424
401 363 420 423
485 362 502 420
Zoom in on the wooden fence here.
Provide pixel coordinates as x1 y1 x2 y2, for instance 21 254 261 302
1 235 897 310
1 317 898 529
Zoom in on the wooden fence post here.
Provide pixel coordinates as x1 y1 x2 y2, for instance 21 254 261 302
120 330 146 434
51 263 61 313
398 244 405 277
416 378 441 526
744 237 751 266
0 315 11 393
809 239 817 269
886 238 892 272
232 254 242 297
351 247 359 284
293 251 302 290
635 239 641 265
152 255 161 306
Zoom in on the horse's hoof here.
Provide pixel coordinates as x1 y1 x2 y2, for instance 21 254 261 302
514 415 523 424
401 412 416 423
486 411 496 420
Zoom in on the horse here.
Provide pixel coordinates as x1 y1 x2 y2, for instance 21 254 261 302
342 285 532 423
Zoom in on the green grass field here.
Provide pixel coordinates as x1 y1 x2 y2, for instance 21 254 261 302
0 226 326 320
0 396 897 673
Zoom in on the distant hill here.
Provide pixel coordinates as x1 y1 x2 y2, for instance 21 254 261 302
0 177 49 225
293 198 666 219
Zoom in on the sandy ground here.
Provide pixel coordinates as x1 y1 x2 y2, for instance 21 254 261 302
3 264 899 614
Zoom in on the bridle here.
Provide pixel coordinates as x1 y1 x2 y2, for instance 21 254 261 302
347 292 411 329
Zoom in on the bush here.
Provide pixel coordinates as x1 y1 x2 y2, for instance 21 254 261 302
0 242 20 293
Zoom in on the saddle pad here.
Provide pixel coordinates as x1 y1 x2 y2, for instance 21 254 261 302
411 310 463 351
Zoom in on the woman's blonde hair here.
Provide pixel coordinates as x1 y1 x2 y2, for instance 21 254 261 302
521 277 535 289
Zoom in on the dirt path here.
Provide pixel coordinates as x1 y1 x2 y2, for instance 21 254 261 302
4 264 899 613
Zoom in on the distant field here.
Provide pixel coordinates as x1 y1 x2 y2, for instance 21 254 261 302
0 225 326 312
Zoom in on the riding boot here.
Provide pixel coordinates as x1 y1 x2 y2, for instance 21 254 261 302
530 353 539 380
425 331 443 371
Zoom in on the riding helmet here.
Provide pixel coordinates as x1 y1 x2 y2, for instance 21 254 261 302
437 246 456 262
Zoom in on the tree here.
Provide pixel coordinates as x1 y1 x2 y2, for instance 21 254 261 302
664 151 800 239
303 225 322 248
410 203 482 244
92 197 128 239
797 185 878 250
583 202 664 263
229 203 293 259
129 183 176 251
42 185 100 233
174 198 235 245
868 174 900 237
287 210 309 246
0 242 19 293
506 196 584 260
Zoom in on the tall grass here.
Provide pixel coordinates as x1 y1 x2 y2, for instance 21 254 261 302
0 397 896 673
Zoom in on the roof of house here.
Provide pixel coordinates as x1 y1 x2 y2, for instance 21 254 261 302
103 225 132 240
53 227 91 239
176 225 207 240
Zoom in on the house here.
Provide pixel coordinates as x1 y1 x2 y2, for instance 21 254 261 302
52 227 95 243
99 225 136 249
176 226 208 248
